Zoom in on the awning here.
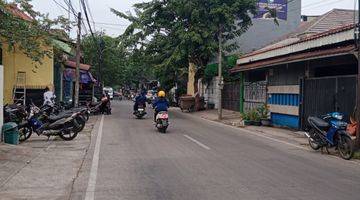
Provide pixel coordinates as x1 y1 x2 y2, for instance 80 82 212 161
64 60 91 71
52 39 74 56
231 45 356 73
63 68 96 84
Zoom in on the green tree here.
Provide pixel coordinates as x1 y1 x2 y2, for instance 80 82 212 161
82 33 155 87
0 0 70 63
112 0 257 88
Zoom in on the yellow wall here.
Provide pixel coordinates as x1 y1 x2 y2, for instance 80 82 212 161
2 44 54 104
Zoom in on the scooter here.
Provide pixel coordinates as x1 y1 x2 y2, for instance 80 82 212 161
155 111 169 133
134 104 147 119
305 112 354 160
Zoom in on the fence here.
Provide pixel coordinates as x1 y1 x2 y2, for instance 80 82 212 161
244 81 267 112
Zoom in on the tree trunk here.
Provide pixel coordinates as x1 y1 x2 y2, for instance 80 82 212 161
187 62 196 96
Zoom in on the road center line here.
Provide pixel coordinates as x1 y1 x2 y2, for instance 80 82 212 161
85 114 104 200
184 134 211 150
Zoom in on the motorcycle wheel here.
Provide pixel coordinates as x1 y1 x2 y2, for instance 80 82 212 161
337 135 354 160
83 112 90 121
308 129 321 150
59 129 78 141
19 127 32 142
158 127 167 133
74 116 86 132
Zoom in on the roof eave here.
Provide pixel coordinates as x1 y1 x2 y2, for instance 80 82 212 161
237 25 355 66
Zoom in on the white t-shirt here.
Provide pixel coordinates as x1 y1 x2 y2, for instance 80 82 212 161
43 91 56 106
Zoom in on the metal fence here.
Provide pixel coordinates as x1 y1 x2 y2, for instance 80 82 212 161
222 81 240 111
300 75 356 129
244 81 267 112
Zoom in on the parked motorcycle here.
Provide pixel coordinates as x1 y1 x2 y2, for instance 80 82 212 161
155 111 169 133
19 103 83 141
41 104 87 133
134 104 147 119
53 103 90 122
305 112 354 160
3 104 27 124
4 104 31 142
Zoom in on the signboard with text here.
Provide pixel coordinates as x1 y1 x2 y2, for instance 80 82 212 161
255 0 288 21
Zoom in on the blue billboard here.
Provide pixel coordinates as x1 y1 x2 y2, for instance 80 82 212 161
255 0 288 20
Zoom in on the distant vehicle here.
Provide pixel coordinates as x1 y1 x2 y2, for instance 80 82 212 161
146 90 156 104
103 87 114 100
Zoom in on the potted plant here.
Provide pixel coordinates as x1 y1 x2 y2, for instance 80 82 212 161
258 104 271 126
241 112 252 126
249 109 261 126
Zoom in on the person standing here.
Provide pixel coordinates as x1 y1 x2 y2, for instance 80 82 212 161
43 86 56 106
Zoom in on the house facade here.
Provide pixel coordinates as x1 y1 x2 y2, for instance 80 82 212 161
201 0 302 109
232 9 358 129
1 4 54 106
2 43 54 106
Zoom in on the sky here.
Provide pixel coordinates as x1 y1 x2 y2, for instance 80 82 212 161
28 0 357 37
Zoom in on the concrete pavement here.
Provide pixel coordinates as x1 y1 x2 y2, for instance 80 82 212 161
0 116 97 200
71 101 360 200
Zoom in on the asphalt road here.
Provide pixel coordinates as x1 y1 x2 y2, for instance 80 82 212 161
77 100 360 200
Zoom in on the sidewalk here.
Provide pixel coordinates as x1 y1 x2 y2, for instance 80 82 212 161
0 116 98 200
179 108 360 159
189 109 309 146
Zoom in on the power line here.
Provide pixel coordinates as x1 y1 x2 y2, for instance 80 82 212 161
80 0 95 37
52 0 75 17
85 0 96 31
91 21 129 27
62 0 78 18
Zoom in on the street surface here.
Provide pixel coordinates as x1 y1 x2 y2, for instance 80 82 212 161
72 100 360 200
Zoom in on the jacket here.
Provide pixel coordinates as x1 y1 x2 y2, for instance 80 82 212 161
135 94 147 105
153 98 169 112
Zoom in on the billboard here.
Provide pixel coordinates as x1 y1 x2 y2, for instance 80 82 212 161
255 0 288 21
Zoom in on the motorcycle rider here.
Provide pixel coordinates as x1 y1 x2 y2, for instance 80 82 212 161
152 90 169 122
100 92 111 114
133 90 147 114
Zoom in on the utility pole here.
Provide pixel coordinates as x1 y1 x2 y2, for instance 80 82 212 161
99 39 105 85
356 1 360 147
218 27 223 120
74 12 81 107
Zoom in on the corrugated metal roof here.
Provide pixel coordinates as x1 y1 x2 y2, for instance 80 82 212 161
242 9 358 58
305 9 357 34
236 24 355 65
231 45 355 72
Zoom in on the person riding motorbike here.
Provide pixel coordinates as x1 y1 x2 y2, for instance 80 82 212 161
100 92 111 114
133 90 147 114
152 90 169 122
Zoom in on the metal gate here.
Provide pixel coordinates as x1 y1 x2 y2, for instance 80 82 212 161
222 81 240 111
300 75 356 129
244 81 267 112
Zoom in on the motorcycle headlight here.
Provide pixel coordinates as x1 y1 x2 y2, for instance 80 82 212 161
333 113 344 120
